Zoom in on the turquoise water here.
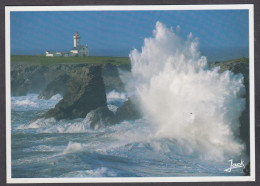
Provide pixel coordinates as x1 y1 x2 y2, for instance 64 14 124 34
11 93 246 178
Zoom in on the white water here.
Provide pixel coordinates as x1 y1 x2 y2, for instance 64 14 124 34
12 94 62 111
63 141 83 154
127 21 246 161
107 90 128 102
107 91 128 113
11 91 246 177
11 22 248 178
61 167 117 177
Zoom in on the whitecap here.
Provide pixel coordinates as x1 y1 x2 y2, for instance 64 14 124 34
11 94 62 111
18 117 56 129
63 141 83 154
107 90 127 102
60 167 117 177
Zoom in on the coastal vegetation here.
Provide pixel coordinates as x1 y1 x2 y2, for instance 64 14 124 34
11 55 130 66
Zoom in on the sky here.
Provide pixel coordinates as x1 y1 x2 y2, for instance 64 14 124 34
10 10 249 60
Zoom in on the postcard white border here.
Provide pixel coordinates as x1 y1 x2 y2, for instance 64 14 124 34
5 4 255 183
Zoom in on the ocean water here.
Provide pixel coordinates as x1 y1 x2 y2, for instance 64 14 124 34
11 22 249 178
11 93 246 178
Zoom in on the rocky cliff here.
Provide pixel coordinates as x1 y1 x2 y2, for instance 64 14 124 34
11 63 129 98
11 58 250 138
102 63 126 92
43 65 108 120
11 64 48 96
38 74 70 99
11 63 77 96
11 62 129 128
115 97 142 122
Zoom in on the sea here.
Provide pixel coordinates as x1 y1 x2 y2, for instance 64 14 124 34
11 92 246 178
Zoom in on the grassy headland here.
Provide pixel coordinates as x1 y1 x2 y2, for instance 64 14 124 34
11 55 130 66
209 57 249 72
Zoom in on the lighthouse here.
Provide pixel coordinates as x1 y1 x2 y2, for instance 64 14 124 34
73 31 81 47
46 31 89 57
70 31 89 56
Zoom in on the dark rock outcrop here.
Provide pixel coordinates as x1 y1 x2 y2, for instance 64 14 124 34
243 162 250 176
102 63 125 92
11 62 128 97
11 63 87 97
43 65 107 120
115 97 142 122
11 64 48 96
86 106 117 129
38 74 69 99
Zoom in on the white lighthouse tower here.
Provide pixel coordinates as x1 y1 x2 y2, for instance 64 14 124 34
73 31 80 47
70 32 90 56
46 31 89 57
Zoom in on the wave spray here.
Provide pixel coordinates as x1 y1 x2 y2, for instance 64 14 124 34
128 21 246 161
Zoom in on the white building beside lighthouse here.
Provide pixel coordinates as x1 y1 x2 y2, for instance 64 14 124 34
45 32 89 57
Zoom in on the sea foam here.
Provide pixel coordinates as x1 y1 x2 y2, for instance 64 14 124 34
126 21 246 161
63 141 83 154
11 94 62 111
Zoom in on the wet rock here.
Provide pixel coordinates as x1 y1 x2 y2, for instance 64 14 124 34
38 74 69 99
243 162 250 176
11 62 129 96
102 63 125 92
11 63 90 96
43 65 107 120
115 97 142 122
11 64 48 96
86 106 116 129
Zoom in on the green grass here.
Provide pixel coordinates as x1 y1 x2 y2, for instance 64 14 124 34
213 57 249 65
212 57 248 69
11 55 130 66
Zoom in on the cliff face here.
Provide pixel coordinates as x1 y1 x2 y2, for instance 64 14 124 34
102 63 125 92
11 63 128 98
38 74 70 99
11 63 77 96
11 62 128 128
86 106 117 129
11 64 48 96
115 97 142 122
43 65 107 120
11 58 250 140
